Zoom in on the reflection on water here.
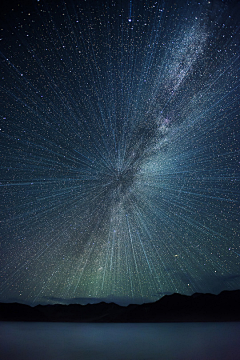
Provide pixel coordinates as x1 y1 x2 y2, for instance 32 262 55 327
0 322 240 360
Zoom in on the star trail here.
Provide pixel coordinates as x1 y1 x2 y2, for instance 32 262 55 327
0 0 240 306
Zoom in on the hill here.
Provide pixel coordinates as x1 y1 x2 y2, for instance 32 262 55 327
1 290 240 323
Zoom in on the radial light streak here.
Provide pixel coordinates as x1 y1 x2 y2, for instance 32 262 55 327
0 0 240 306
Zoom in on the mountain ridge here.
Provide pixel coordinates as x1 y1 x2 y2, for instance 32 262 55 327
1 290 240 323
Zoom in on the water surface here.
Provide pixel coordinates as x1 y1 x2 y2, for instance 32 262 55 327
1 322 240 360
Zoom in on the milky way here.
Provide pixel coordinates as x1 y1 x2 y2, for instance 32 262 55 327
1 0 240 305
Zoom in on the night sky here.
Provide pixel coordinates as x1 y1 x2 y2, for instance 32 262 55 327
0 0 239 306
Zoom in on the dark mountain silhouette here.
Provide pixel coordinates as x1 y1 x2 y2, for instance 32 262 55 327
1 290 240 323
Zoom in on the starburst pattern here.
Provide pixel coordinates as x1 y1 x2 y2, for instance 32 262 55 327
0 0 240 305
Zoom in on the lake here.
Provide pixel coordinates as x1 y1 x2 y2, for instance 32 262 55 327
0 322 240 360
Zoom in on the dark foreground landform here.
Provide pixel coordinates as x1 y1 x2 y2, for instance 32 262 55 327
1 290 240 323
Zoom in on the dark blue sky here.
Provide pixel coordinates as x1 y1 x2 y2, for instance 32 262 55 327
0 0 240 306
